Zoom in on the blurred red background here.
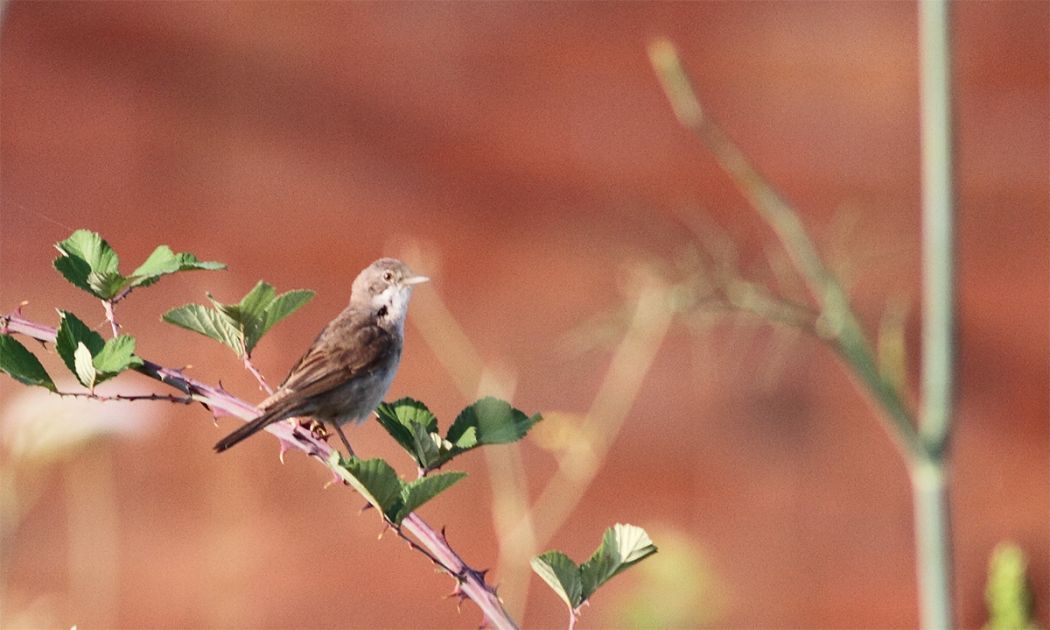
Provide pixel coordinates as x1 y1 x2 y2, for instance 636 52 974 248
1 2 1047 628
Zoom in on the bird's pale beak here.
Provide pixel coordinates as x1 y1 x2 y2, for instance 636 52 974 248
403 274 429 286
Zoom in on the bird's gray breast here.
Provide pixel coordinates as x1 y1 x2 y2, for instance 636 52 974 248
322 344 401 426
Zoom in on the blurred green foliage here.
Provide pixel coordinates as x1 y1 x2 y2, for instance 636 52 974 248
985 542 1039 630
607 526 726 629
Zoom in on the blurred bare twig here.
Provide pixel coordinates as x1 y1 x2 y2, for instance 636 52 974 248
516 274 673 546
649 39 923 462
408 264 673 622
648 25 956 628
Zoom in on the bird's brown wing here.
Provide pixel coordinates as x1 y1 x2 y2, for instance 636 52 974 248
263 313 397 411
215 313 397 453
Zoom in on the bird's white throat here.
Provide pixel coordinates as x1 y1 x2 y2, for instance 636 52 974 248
373 284 413 333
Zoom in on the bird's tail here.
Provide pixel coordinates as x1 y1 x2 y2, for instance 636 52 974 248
214 406 288 453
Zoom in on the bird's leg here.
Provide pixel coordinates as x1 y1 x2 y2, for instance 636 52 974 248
334 424 356 458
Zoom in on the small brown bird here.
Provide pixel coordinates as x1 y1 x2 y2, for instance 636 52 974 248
214 258 428 453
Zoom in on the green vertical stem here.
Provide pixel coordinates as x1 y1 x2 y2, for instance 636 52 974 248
919 0 956 454
910 459 952 630
917 0 955 628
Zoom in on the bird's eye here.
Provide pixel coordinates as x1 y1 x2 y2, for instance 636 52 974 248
382 271 394 282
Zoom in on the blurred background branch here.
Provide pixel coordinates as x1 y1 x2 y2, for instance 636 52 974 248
648 39 923 462
408 258 673 622
647 9 958 623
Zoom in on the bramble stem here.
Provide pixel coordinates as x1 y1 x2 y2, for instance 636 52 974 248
402 514 518 630
54 390 194 404
243 354 274 395
102 300 120 337
1 312 518 629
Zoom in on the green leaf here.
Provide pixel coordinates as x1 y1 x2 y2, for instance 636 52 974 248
163 283 313 357
374 400 420 456
208 282 314 355
330 454 465 525
580 524 658 602
376 398 540 471
73 342 97 388
396 471 467 523
533 524 658 613
211 281 272 351
376 398 439 433
0 335 56 391
128 245 225 289
55 311 105 376
53 312 142 387
335 456 404 522
53 230 127 299
55 229 120 274
374 398 445 469
260 289 314 328
531 551 583 610
450 425 477 450
53 230 224 299
53 254 94 295
409 422 443 470
248 287 314 354
447 397 542 446
236 281 278 319
93 335 144 378
162 303 244 355
90 271 130 300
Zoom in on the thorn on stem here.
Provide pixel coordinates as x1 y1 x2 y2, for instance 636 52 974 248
443 585 464 600
322 469 343 489
277 438 297 464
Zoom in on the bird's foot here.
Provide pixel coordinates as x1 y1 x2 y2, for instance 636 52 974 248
297 418 330 442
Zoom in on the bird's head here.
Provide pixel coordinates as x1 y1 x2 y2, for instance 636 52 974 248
351 258 429 328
